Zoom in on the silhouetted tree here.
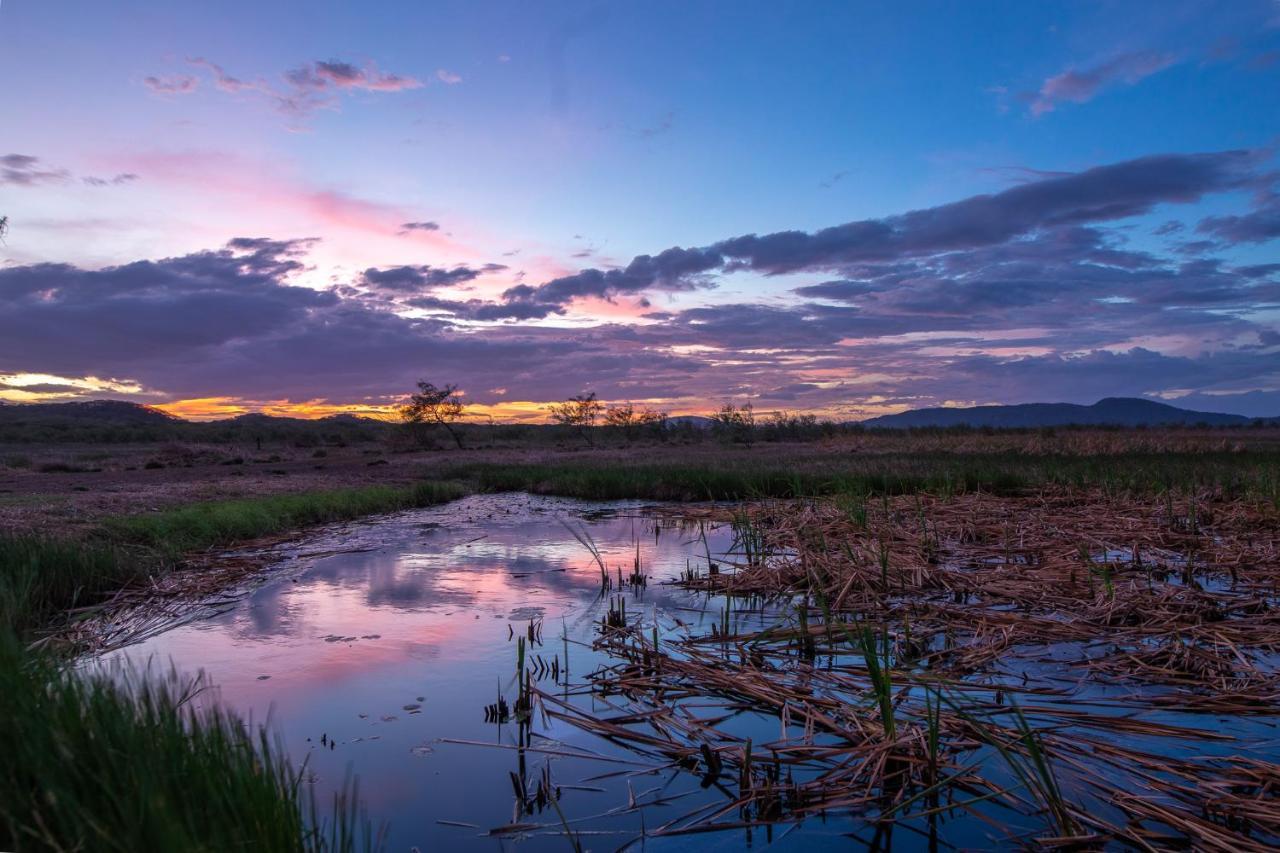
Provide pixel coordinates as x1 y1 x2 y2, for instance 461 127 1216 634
764 410 819 441
605 402 668 442
0 216 9 242
550 392 604 446
401 381 467 449
713 401 756 446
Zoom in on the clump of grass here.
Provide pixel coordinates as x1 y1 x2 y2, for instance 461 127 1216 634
100 481 470 558
0 631 372 852
0 536 142 640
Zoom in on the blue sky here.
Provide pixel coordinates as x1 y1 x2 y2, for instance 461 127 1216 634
1 1 1278 419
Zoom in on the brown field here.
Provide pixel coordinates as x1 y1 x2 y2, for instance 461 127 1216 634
4 425 1279 534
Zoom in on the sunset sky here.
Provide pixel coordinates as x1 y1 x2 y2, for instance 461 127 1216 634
2 1 1279 421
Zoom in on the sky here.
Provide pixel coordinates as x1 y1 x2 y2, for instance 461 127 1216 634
1 1 1279 421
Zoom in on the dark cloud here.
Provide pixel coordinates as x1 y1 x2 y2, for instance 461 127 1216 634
0 154 70 187
712 151 1259 274
492 246 723 318
143 74 199 95
286 60 422 93
358 263 506 294
83 173 140 187
399 221 440 234
0 238 333 377
1197 191 1280 243
179 56 420 121
3 149 1276 416
2 154 136 190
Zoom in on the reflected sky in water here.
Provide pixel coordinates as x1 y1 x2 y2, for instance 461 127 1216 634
98 494 824 852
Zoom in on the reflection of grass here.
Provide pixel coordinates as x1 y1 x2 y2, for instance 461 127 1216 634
2 481 470 638
0 632 370 852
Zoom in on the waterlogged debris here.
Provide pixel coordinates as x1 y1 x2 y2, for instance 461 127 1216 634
409 742 435 757
256 674 270 680
380 715 399 723
403 703 422 712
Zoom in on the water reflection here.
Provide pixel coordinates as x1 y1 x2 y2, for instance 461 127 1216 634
99 494 763 852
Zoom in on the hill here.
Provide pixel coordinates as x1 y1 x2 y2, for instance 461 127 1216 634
859 397 1261 429
0 400 181 426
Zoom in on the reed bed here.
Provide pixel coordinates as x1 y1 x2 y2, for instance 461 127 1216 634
520 486 1280 847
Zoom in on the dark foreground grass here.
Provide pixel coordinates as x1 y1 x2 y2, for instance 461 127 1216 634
445 450 1280 503
0 632 371 853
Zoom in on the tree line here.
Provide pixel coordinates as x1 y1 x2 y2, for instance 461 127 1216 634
398 381 830 448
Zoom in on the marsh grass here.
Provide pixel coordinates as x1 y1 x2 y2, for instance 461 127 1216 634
101 481 470 558
0 537 136 639
445 450 1280 503
0 632 371 852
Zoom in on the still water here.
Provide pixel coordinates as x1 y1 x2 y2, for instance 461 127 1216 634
98 493 838 851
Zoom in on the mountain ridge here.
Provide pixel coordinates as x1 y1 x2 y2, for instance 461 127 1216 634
0 396 1275 429
859 397 1273 429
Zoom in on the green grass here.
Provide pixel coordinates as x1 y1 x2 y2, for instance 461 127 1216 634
443 451 1280 502
100 481 470 557
0 537 142 640
0 632 371 852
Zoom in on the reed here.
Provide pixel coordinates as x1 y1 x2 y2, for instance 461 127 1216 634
0 631 373 852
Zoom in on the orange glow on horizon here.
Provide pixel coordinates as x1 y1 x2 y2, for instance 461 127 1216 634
150 394 912 424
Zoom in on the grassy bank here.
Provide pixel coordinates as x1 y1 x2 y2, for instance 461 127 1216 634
1 481 469 639
0 483 472 852
444 450 1280 502
0 633 369 852
100 480 469 557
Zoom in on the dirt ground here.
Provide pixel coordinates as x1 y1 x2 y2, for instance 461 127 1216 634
0 440 685 534
0 443 446 534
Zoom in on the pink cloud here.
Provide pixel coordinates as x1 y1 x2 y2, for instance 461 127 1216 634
187 58 265 94
106 150 494 278
435 69 463 84
173 57 422 122
1030 51 1176 116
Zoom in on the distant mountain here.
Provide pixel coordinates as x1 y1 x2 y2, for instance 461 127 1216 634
0 399 181 425
223 411 391 429
666 415 717 429
860 397 1263 429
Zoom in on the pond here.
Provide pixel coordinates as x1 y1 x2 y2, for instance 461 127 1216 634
96 493 827 851
94 491 1280 850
